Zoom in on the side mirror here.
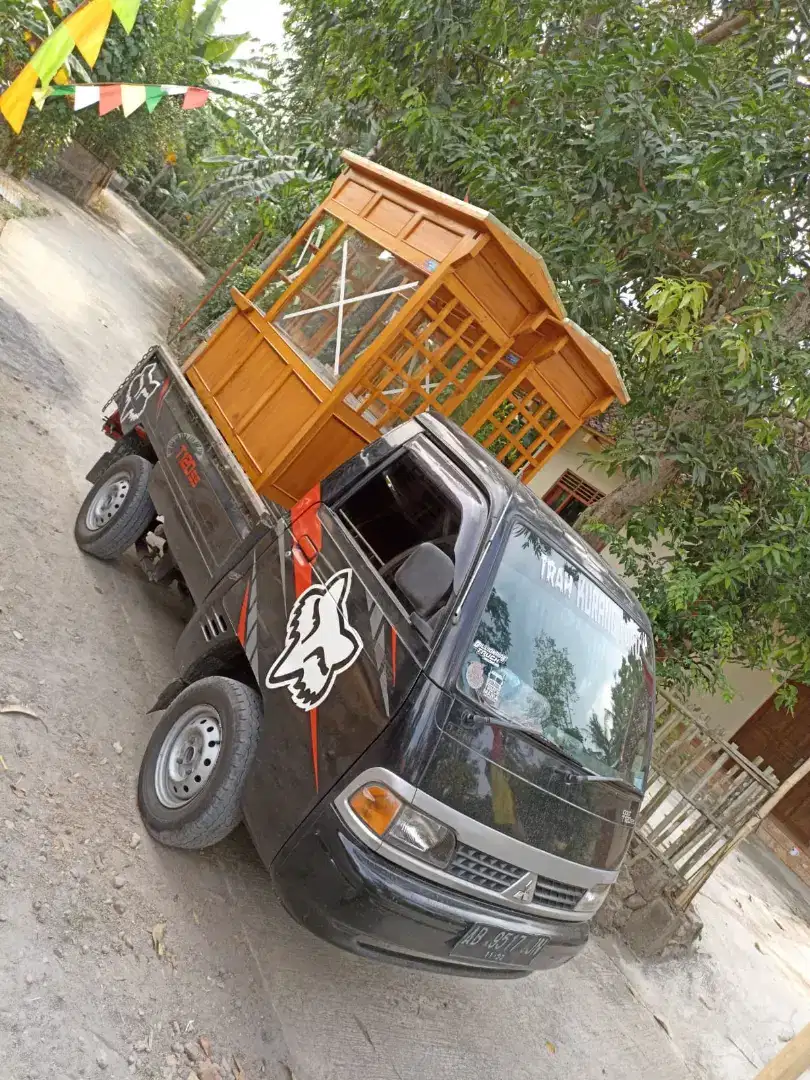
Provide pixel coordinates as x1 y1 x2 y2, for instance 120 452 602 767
394 543 454 623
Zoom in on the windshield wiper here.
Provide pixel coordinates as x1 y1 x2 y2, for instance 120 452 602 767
575 773 640 796
481 720 641 796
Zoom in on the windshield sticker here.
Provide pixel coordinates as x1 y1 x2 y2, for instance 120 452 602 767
121 362 162 425
465 661 486 691
473 640 508 666
540 551 647 656
483 669 505 706
266 568 362 710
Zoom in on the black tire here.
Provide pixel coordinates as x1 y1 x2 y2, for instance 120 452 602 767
137 677 262 850
75 454 156 560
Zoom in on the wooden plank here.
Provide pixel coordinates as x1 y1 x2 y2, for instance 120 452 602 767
754 1022 810 1080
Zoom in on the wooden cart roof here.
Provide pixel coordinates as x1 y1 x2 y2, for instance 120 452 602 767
340 151 628 404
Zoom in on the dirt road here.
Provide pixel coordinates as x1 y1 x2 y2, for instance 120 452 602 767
0 185 690 1080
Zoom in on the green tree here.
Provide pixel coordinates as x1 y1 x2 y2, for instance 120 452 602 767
279 0 810 698
532 630 577 729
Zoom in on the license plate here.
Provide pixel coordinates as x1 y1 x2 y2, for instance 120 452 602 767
451 924 549 966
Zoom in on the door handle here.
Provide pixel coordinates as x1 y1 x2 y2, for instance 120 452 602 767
296 534 318 563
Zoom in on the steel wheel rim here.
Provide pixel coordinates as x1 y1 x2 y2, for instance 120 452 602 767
86 471 131 531
154 704 223 809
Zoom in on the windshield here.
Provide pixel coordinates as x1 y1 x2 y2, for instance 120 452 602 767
459 524 654 790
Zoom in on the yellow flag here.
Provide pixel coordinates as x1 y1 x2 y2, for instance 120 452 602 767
68 0 114 68
0 64 39 134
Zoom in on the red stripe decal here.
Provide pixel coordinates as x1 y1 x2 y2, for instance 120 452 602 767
156 377 171 415
391 627 398 685
290 484 323 792
309 709 320 792
236 581 251 645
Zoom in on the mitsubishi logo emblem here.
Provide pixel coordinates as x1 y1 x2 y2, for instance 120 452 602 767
505 872 537 905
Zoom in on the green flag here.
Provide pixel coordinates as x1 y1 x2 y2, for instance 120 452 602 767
111 0 142 34
30 23 74 87
144 85 166 113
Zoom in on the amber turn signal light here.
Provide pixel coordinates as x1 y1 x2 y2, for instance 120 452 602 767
348 784 402 836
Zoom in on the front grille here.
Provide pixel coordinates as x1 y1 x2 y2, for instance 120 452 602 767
533 874 586 911
449 843 524 891
447 842 586 911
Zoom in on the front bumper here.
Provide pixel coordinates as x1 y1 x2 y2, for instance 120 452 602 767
272 811 589 978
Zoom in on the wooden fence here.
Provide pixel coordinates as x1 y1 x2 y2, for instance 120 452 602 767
634 687 779 907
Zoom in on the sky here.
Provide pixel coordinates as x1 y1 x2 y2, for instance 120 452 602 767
219 0 288 51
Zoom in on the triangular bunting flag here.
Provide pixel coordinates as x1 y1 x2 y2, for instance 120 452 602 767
69 0 115 68
98 83 123 116
0 63 39 134
182 87 210 111
0 0 142 134
32 87 51 111
30 23 74 87
74 85 101 111
144 85 166 113
111 0 141 34
120 83 147 117
161 85 188 96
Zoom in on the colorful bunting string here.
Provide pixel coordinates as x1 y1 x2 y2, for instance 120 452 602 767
0 0 142 134
30 82 211 119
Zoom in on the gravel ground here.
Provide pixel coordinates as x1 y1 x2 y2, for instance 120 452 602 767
0 180 777 1080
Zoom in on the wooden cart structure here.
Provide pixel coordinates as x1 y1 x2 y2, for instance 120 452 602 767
183 152 628 508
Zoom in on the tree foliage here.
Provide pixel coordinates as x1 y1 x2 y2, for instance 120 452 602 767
279 0 810 698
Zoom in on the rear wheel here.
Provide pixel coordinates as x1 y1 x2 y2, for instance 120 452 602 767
75 454 156 560
137 677 262 850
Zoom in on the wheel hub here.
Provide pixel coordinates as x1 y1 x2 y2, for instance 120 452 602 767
154 705 223 809
86 472 131 532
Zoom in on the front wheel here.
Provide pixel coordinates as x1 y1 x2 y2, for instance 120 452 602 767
75 453 156 560
137 677 262 850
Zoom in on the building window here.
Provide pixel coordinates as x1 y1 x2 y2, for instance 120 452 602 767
544 470 604 527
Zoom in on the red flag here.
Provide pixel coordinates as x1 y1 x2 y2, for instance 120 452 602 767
182 87 209 110
98 83 122 116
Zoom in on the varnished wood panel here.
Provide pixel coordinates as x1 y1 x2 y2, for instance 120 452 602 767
405 218 463 260
215 339 287 429
539 348 601 415
237 375 321 472
333 178 376 214
366 197 414 237
268 416 367 504
454 256 529 335
191 316 262 392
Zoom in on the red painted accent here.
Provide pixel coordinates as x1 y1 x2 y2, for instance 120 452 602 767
391 628 398 685
156 378 171 415
309 709 320 792
236 581 251 645
291 484 323 537
290 484 324 791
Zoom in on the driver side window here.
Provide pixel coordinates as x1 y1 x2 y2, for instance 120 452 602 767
335 452 462 625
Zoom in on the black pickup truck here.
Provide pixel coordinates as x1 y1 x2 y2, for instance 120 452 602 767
75 345 655 978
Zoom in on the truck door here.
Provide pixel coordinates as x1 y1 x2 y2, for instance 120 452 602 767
236 439 487 866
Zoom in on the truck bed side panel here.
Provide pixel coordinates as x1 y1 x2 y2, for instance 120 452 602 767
114 348 280 604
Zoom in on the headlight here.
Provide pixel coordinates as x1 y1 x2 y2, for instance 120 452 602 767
348 783 456 868
575 883 611 914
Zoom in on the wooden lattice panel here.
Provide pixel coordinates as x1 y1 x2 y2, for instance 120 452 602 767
466 371 578 481
343 285 506 432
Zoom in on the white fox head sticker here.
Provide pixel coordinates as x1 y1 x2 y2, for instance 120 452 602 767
266 568 362 710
